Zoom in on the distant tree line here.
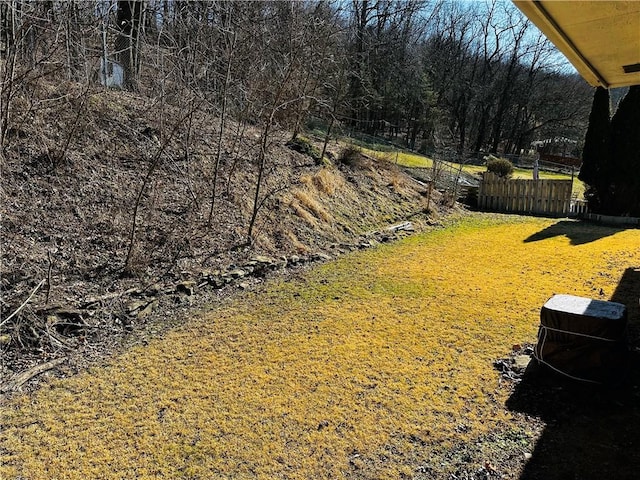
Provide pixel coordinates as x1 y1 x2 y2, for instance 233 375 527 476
0 0 594 158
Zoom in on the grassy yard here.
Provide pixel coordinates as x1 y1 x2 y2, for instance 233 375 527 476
363 148 586 200
1 214 639 479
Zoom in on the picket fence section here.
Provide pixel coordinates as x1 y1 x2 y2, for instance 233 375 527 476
478 172 573 217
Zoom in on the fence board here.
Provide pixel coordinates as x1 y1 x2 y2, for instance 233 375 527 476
478 173 573 217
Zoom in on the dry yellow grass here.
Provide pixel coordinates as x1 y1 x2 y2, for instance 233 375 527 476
2 214 639 479
284 230 310 253
299 168 342 197
298 173 314 188
312 168 343 196
290 199 318 226
292 190 332 223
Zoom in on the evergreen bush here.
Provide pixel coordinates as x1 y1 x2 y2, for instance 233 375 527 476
485 155 514 178
579 87 611 213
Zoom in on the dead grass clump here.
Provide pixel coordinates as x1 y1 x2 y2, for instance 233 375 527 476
298 168 343 197
312 167 343 195
285 230 310 252
293 190 332 223
388 170 412 197
299 174 314 189
291 200 317 226
252 232 276 251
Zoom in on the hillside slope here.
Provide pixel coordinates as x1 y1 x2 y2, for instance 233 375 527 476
0 83 452 386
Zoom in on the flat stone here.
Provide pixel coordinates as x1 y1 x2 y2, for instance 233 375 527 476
126 300 148 313
137 300 156 318
513 355 532 371
251 255 276 265
176 281 197 295
209 277 225 289
200 269 221 278
289 255 300 264
228 269 247 278
543 294 626 320
145 283 161 295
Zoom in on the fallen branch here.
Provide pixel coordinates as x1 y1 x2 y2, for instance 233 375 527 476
0 357 67 394
0 279 46 329
386 221 414 232
79 287 139 309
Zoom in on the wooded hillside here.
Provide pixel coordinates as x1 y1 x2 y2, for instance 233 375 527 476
1 0 592 157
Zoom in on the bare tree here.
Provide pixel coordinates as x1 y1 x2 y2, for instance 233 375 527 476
207 2 237 227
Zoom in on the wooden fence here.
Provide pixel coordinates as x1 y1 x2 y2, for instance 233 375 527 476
570 199 589 216
478 172 573 217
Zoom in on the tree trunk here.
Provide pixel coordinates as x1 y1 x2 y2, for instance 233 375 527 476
116 0 143 90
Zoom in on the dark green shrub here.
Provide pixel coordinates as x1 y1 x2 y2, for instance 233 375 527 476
286 136 321 163
485 155 514 178
579 85 640 215
579 87 611 186
338 144 361 166
579 87 611 213
608 85 640 216
463 185 479 207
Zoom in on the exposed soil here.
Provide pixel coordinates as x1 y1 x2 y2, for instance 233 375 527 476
0 82 454 393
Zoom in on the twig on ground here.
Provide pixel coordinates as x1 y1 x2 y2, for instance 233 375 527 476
0 357 67 394
0 279 46 329
79 287 139 309
45 251 53 306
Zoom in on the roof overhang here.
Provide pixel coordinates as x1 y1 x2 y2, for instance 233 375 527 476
513 1 640 88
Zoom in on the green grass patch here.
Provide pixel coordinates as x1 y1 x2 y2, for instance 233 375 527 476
362 146 586 200
361 147 433 168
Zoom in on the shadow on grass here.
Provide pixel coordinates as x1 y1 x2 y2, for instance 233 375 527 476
507 268 640 480
523 220 624 245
